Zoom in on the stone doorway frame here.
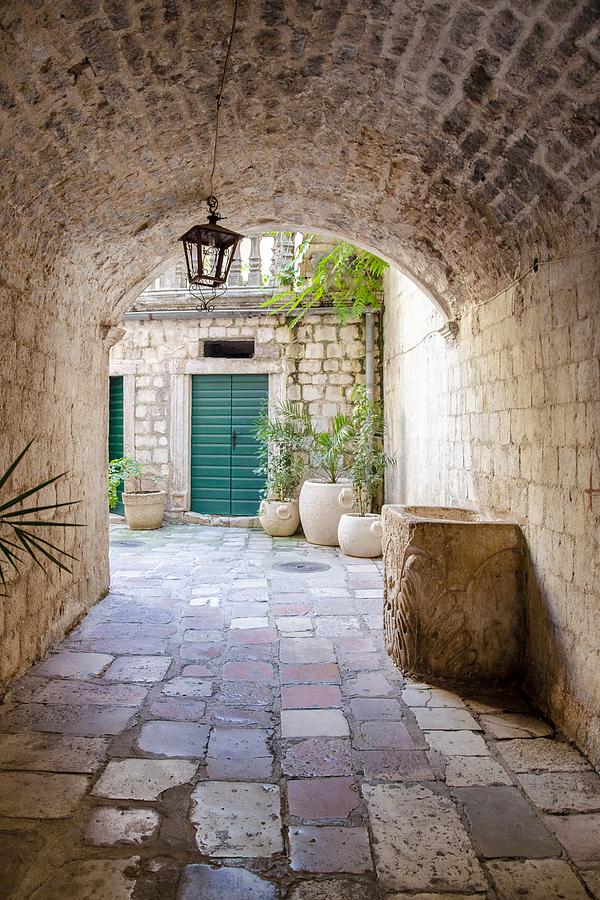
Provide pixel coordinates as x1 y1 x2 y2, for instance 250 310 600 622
168 358 285 512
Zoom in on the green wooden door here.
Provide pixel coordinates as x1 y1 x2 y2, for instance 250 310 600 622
108 376 124 515
191 374 267 516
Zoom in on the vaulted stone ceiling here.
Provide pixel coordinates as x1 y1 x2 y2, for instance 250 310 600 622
0 0 598 316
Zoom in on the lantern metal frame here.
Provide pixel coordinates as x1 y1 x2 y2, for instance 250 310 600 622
178 196 244 290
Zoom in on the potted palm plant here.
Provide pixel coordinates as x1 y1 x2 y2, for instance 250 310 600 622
338 386 390 557
254 404 309 537
108 457 166 531
298 414 355 546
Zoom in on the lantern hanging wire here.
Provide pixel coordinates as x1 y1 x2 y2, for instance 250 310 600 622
178 0 243 304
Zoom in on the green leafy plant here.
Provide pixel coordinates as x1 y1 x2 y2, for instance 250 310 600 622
254 403 311 501
346 385 392 516
263 237 388 323
108 457 143 510
307 413 353 484
0 440 81 596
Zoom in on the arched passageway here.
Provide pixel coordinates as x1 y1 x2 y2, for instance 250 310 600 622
0 0 599 894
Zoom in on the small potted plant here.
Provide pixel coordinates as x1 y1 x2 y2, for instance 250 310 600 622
298 413 355 546
338 386 391 557
108 457 166 531
254 404 308 537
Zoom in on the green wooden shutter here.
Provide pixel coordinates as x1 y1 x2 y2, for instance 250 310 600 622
231 374 268 516
191 374 234 515
190 374 267 516
108 376 124 515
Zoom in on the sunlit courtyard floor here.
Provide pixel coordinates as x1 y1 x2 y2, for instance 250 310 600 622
0 525 598 899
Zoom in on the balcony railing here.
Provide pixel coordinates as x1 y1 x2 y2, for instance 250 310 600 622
142 233 297 299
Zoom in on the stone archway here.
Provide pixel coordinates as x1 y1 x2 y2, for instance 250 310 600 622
0 0 599 767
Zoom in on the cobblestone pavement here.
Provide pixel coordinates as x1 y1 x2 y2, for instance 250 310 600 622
0 525 598 899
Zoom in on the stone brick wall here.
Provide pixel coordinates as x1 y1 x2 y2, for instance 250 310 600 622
383 252 600 768
0 266 110 697
110 312 377 509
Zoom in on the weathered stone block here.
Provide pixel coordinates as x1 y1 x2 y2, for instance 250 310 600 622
382 505 523 681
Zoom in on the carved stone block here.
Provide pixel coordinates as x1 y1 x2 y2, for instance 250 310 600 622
382 505 524 682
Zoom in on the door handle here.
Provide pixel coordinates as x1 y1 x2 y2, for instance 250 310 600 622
232 430 237 450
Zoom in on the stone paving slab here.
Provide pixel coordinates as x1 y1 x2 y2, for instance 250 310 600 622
453 785 561 857
352 720 417 750
288 825 372 873
425 729 489 756
362 749 434 781
444 755 513 786
281 709 349 737
148 698 207 720
190 781 283 857
0 702 139 736
31 680 150 706
486 858 590 899
33 651 114 677
280 638 335 664
177 864 278 900
350 698 404 721
104 655 173 682
28 858 139 900
495 736 593 772
387 895 486 900
544 812 600 864
582 870 600 899
223 660 274 681
413 707 481 731
283 738 354 777
0 831 38 897
0 525 596 898
0 771 89 818
93 759 197 800
481 713 553 739
364 783 486 892
161 677 213 698
136 721 210 757
282 684 342 708
280 663 341 684
86 807 160 845
287 776 360 819
518 771 600 813
0 732 108 773
288 881 377 900
345 672 394 696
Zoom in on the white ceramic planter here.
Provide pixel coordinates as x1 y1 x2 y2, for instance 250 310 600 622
123 491 166 531
259 499 300 537
299 480 354 546
338 513 383 558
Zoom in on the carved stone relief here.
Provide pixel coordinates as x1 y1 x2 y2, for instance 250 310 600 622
383 506 524 682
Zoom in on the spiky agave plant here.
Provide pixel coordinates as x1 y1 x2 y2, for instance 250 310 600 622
0 439 81 596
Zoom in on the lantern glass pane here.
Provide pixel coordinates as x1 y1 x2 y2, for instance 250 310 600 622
188 241 198 280
221 245 235 281
200 244 220 281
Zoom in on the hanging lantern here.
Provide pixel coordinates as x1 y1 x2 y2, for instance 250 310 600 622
178 195 244 289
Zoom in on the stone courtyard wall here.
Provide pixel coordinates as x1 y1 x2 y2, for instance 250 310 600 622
383 255 600 768
110 312 378 510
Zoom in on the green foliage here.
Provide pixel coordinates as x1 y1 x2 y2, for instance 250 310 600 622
262 238 388 324
346 385 392 516
0 440 81 596
254 403 311 501
307 413 353 484
108 457 143 509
